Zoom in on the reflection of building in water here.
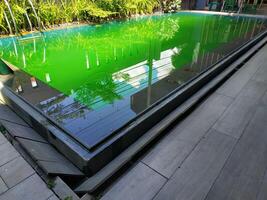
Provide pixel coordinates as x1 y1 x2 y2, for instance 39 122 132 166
130 15 263 114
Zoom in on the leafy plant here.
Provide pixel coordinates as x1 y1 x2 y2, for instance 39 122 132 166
0 0 181 35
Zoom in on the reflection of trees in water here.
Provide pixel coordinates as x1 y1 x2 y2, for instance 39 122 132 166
48 15 180 52
74 76 122 109
53 108 85 124
68 17 180 108
38 94 86 124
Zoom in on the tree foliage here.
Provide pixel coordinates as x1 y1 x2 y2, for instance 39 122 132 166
0 0 181 35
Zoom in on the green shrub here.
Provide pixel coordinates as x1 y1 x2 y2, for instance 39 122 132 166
0 0 181 35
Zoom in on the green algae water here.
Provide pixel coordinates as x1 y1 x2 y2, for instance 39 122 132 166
0 12 266 148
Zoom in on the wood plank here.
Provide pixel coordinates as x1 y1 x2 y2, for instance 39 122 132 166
154 129 236 200
205 106 267 200
101 163 166 200
213 80 267 139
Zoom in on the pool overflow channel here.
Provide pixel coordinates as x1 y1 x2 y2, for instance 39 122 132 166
0 11 267 194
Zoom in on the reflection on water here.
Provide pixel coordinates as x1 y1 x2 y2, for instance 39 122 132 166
0 12 266 148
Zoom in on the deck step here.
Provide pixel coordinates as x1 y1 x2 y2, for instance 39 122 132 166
17 138 84 177
0 116 84 177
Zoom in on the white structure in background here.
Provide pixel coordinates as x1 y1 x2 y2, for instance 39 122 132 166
112 48 179 92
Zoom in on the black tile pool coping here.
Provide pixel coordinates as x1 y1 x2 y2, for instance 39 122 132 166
0 12 267 178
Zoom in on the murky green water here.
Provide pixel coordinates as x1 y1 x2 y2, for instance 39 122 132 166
0 12 266 148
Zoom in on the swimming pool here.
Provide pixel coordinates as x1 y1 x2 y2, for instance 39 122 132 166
0 11 267 174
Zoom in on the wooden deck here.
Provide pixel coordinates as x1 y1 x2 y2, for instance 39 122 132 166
101 44 267 200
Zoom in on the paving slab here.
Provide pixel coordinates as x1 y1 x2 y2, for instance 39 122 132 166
216 44 267 98
47 194 60 200
0 134 7 146
153 129 236 200
205 107 267 200
261 89 267 105
0 174 53 200
0 177 7 195
251 53 267 83
101 163 167 200
142 93 233 178
173 93 233 143
213 80 267 139
205 174 262 200
256 171 267 200
0 105 29 127
0 142 19 167
0 156 35 188
142 138 194 178
52 177 80 200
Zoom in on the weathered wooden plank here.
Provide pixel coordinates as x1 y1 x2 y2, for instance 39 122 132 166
101 163 166 200
213 80 267 139
206 107 267 200
154 129 236 200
